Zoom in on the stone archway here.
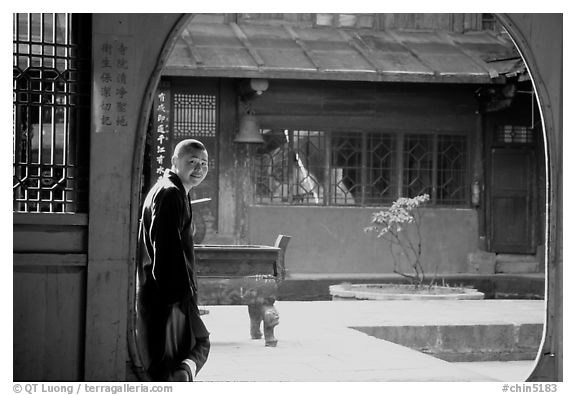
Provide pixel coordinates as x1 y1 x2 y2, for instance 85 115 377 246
492 14 562 381
127 13 562 381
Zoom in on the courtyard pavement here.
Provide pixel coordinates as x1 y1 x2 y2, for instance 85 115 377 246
196 299 545 382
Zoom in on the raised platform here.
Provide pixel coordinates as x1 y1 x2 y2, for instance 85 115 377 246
346 298 545 361
353 323 543 362
278 273 545 301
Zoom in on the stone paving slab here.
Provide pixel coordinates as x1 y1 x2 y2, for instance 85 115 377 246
196 300 544 382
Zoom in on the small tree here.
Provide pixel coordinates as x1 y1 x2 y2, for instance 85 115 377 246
364 194 430 289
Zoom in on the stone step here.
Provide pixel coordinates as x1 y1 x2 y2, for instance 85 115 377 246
495 254 539 274
353 323 543 362
496 254 538 263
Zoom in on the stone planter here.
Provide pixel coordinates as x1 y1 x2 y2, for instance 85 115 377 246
329 283 485 301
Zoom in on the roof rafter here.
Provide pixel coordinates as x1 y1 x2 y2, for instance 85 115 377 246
284 25 323 71
230 23 265 69
384 30 437 76
180 26 204 67
338 29 382 73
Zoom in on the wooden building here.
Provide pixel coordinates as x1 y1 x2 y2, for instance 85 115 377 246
151 15 544 278
12 13 562 382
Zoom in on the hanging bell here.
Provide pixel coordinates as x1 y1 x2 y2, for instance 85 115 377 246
234 113 264 143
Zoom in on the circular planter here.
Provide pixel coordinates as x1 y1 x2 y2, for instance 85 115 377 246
329 283 485 301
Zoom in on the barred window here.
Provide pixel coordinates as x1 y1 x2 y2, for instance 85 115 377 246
255 129 468 207
254 130 327 205
13 13 91 213
173 93 217 139
495 125 534 144
404 134 468 205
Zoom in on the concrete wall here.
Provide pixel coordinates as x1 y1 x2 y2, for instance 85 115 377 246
248 206 478 275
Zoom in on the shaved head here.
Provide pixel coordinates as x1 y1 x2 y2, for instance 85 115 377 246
173 139 207 159
171 139 209 192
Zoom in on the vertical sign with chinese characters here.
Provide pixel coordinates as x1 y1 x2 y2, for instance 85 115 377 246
94 35 133 133
151 83 172 182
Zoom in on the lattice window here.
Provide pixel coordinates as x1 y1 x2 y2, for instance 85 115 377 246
293 131 326 204
255 129 468 207
404 134 468 205
331 133 362 205
496 125 534 144
162 88 219 239
173 93 217 138
254 130 326 205
254 130 292 204
404 135 434 198
437 135 467 205
13 13 91 213
255 130 400 206
365 133 396 205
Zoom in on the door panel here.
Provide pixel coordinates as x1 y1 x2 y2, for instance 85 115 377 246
489 148 535 253
13 255 86 381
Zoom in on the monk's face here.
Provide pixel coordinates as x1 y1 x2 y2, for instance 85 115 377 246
172 148 208 191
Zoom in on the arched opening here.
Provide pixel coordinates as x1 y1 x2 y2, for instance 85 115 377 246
128 13 559 382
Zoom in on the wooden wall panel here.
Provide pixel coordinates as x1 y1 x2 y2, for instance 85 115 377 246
13 257 86 381
13 225 87 253
13 214 89 253
251 80 478 132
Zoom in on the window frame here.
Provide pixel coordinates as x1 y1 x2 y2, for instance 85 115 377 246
254 127 471 208
13 13 91 214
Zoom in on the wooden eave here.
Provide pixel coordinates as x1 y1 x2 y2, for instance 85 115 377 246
163 22 525 84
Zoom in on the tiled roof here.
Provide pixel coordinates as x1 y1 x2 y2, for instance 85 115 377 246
163 22 525 84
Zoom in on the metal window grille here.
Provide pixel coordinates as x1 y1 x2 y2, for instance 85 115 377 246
13 13 91 213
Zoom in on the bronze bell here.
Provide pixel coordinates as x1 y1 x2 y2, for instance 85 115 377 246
234 113 264 143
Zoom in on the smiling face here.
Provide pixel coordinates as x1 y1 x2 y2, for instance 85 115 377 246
171 147 208 192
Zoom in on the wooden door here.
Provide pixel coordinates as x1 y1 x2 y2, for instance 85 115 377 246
488 148 535 253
